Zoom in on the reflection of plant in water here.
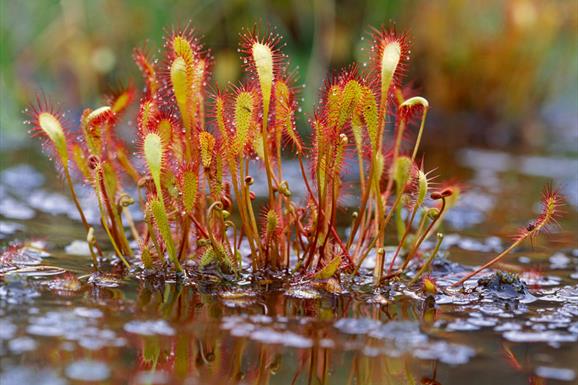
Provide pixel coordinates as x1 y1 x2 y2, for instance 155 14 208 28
127 284 443 385
28 24 560 287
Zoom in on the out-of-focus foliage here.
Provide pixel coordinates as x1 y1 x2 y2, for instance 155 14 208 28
408 0 578 149
1 0 576 150
2 0 394 143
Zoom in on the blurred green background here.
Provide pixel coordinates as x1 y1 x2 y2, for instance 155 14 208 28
1 0 577 152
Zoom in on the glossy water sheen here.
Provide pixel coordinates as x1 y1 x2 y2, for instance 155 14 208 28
1 147 577 385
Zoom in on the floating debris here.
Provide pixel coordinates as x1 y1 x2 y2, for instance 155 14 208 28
220 289 258 308
1 243 50 268
4 266 66 278
285 287 321 299
476 271 536 303
87 273 123 288
46 272 82 293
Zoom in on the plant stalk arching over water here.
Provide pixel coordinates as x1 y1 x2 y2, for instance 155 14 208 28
28 24 562 288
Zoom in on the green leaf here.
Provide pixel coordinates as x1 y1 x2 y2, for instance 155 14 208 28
234 91 255 153
150 198 182 272
170 57 189 125
38 112 68 163
181 170 198 214
144 132 164 197
200 247 216 267
313 254 341 280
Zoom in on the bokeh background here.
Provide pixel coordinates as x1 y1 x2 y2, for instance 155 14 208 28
1 0 577 155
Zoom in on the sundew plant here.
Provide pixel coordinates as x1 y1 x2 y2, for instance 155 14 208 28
28 24 562 288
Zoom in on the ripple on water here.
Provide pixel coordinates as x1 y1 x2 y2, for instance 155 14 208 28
1 165 45 190
65 360 110 382
535 366 576 382
64 240 91 257
334 317 381 335
27 311 89 337
529 313 572 325
502 330 578 343
0 367 65 385
435 292 478 305
0 221 24 237
494 322 522 332
538 285 578 303
8 336 37 354
522 274 561 287
368 321 429 352
134 371 170 385
0 197 35 220
25 310 124 349
445 319 481 331
124 320 175 336
0 283 40 305
250 328 313 348
28 190 74 216
221 315 313 348
549 252 571 269
466 313 499 328
413 341 476 365
346 320 477 364
556 285 578 302
0 319 17 340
